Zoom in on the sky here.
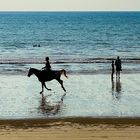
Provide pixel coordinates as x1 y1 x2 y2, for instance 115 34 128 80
0 0 139 11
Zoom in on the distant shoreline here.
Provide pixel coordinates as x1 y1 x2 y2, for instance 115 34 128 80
0 11 139 13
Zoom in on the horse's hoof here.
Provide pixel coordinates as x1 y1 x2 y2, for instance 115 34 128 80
48 89 52 91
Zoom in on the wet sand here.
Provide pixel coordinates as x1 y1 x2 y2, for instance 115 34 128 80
0 117 140 140
0 73 140 118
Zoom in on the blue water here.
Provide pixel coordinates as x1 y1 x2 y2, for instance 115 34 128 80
0 12 140 59
0 12 140 74
0 12 140 119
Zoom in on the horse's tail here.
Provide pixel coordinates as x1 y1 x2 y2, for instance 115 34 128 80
60 69 68 78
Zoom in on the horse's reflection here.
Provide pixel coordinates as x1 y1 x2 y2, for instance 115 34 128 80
111 77 122 100
38 93 66 115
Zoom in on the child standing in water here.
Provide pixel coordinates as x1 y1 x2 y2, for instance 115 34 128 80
111 60 115 80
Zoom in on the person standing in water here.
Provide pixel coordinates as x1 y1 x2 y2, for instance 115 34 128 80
111 60 115 80
115 56 122 78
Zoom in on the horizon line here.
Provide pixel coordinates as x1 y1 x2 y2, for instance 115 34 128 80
0 10 139 12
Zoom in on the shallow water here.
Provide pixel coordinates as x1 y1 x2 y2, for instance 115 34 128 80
0 74 140 119
1 62 140 76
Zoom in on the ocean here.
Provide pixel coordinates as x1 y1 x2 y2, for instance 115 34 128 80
0 12 140 74
0 12 140 119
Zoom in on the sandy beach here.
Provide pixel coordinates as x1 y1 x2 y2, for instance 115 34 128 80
0 117 140 140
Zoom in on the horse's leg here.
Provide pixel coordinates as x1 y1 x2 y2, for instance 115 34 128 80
57 79 66 92
43 82 52 91
40 82 44 94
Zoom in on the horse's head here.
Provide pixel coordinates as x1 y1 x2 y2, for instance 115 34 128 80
27 68 33 77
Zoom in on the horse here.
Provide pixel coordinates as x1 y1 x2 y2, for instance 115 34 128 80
27 68 68 94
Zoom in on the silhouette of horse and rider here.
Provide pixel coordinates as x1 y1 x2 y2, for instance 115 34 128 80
28 57 68 94
28 56 122 95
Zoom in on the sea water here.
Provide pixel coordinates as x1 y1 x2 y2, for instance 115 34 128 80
0 12 140 74
0 12 140 119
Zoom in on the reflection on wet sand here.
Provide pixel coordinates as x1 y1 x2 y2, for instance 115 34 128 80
38 93 66 115
111 77 122 100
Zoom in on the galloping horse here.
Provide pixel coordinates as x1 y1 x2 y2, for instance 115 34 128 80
27 68 68 94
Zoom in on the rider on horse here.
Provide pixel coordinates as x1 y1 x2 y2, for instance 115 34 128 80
28 57 68 93
42 57 52 73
